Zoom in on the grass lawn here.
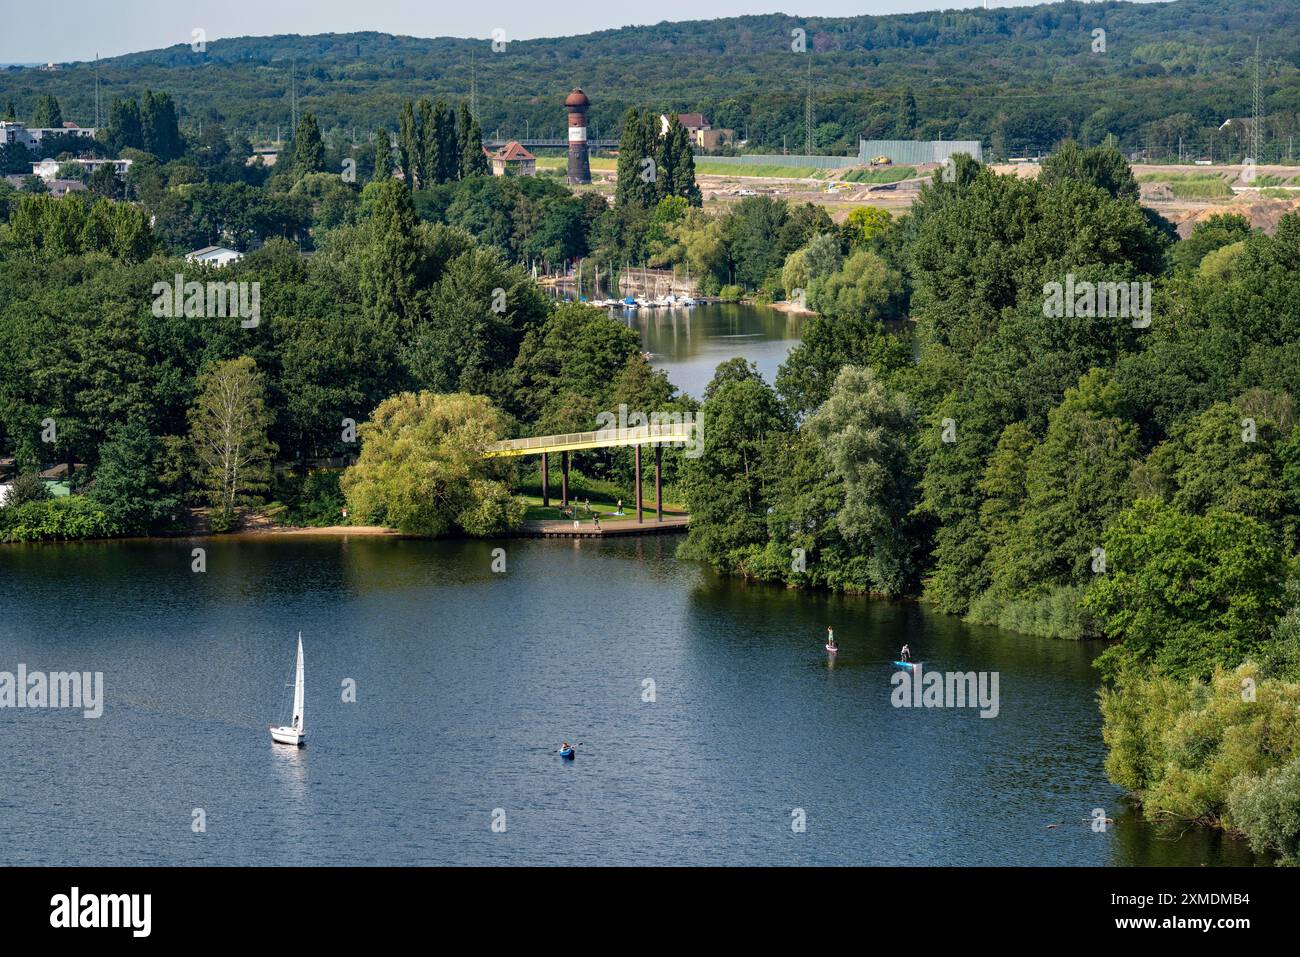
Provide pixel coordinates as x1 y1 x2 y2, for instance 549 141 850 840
518 493 686 523
536 156 617 172
840 166 916 183
1137 171 1234 199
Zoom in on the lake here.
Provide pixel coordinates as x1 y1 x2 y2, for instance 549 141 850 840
617 303 803 398
0 535 1262 865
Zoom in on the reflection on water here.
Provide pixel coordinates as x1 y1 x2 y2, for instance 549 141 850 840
614 303 803 397
0 536 1265 866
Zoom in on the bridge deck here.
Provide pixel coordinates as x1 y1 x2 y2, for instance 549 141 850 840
484 425 696 458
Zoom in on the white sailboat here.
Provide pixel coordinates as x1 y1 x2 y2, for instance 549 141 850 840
270 633 305 747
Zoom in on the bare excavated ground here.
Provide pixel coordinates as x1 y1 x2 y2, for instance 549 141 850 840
694 161 1300 233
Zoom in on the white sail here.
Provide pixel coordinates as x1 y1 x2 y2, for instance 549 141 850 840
292 633 305 732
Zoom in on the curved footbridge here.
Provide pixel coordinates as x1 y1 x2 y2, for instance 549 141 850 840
485 423 697 533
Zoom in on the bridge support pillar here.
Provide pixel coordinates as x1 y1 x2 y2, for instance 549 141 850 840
561 452 569 507
655 444 662 522
635 445 643 523
541 453 549 509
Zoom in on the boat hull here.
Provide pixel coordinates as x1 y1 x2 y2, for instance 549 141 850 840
892 661 916 669
825 644 838 654
270 726 304 746
559 748 575 760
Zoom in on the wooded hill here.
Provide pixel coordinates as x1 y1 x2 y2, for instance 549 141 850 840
2 0 1298 158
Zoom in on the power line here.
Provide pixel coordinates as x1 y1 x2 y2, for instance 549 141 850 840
1251 36 1262 161
804 53 814 156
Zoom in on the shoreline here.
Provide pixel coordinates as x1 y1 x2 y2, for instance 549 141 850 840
767 299 817 316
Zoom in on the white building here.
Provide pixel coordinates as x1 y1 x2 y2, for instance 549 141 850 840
186 246 244 267
1 121 98 150
31 156 132 182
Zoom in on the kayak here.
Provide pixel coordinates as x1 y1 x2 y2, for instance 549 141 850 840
559 747 575 760
893 660 917 669
825 644 838 654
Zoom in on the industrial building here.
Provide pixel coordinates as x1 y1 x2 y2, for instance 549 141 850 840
858 139 983 165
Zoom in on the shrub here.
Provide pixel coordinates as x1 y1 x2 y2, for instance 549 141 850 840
0 496 122 542
1099 664 1300 831
3 471 51 508
1227 758 1300 864
966 584 1094 639
276 469 347 527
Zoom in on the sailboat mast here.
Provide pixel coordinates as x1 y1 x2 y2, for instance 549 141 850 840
293 633 305 731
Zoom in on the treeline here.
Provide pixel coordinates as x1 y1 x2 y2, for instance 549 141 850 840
674 143 1300 861
0 175 689 539
3 1 1297 158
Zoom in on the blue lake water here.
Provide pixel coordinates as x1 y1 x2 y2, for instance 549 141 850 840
0 536 1261 866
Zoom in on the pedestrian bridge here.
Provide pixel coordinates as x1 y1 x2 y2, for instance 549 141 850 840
483 423 697 458
484 424 699 522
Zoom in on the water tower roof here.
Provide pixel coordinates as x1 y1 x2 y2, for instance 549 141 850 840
565 88 590 108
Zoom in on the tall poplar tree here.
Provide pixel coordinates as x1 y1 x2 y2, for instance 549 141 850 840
293 112 325 175
435 100 458 184
460 114 487 178
416 98 434 188
31 94 62 128
373 127 394 182
397 101 417 189
456 102 473 178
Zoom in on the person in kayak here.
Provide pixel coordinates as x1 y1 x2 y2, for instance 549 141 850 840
900 644 912 662
560 742 571 752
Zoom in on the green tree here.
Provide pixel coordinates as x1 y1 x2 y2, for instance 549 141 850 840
340 391 524 536
615 108 659 209
293 112 325 176
1085 500 1287 679
460 113 488 179
88 420 180 533
988 369 1141 598
2 471 51 508
805 365 918 594
398 101 417 189
415 98 434 187
406 247 549 404
509 302 641 423
679 359 789 568
139 90 182 160
1172 213 1252 273
188 356 278 530
358 179 418 341
105 97 143 153
1039 140 1139 201
373 127 394 183
435 100 458 184
31 94 62 129
842 207 892 248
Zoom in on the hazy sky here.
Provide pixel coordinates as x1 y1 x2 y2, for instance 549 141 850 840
5 0 1166 63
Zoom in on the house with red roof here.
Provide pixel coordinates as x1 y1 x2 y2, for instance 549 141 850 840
489 141 536 177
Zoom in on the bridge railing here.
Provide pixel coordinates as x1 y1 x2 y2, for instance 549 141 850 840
485 423 697 457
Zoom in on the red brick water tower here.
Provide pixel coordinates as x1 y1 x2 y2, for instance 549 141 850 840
565 88 591 185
